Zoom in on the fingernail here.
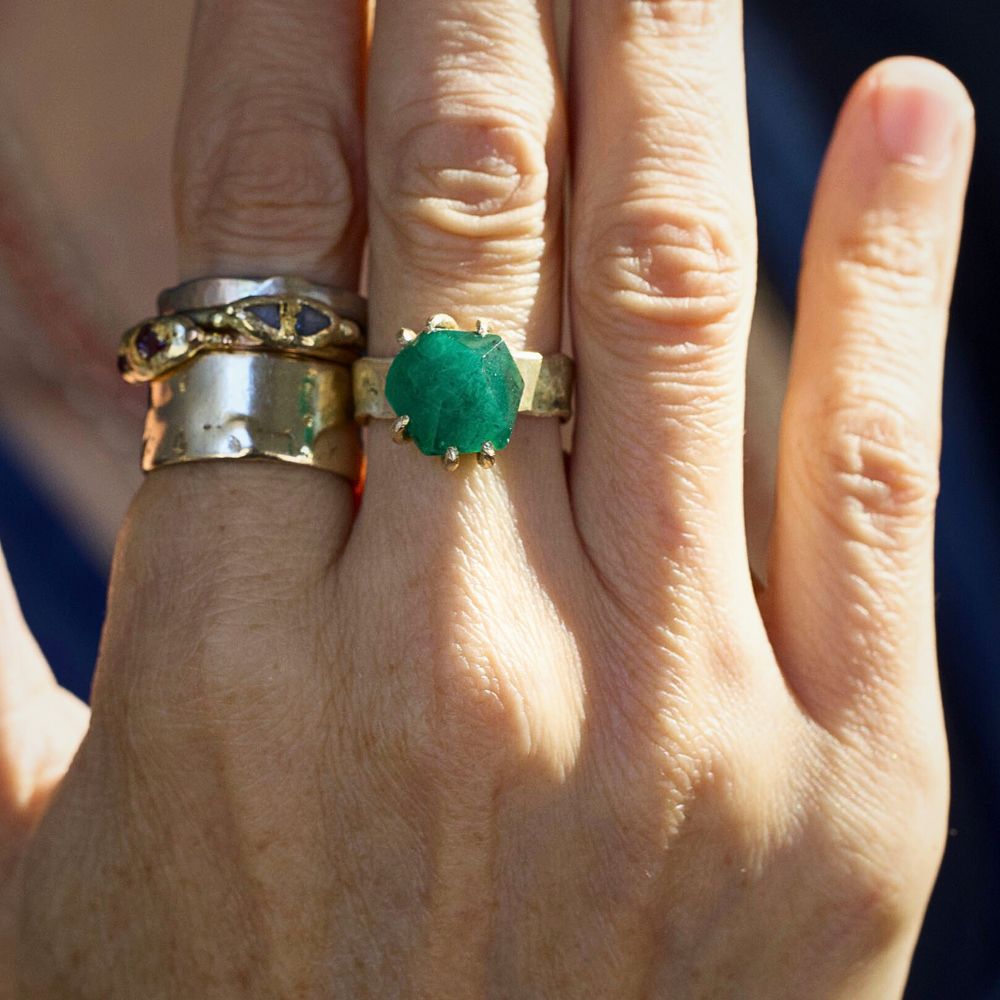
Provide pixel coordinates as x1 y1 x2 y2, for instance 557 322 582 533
875 61 971 174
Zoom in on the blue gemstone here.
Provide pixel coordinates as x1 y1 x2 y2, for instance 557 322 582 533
247 303 281 329
295 304 330 337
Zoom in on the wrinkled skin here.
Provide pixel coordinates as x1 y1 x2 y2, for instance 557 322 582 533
0 1 974 997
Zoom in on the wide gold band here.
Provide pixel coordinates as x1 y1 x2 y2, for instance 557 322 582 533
352 352 574 424
142 351 359 479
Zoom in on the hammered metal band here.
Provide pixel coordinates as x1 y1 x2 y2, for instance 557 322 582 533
158 275 367 324
352 353 574 423
142 351 359 479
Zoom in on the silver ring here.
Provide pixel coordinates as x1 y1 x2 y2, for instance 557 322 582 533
158 276 367 326
142 351 359 480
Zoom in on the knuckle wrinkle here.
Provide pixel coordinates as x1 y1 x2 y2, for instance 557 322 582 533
580 202 747 349
811 402 939 549
176 95 357 263
380 117 549 244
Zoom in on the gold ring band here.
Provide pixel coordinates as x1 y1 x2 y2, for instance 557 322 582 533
119 295 365 384
142 351 359 479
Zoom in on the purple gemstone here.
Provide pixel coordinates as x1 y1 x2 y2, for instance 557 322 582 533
136 324 166 359
295 304 329 337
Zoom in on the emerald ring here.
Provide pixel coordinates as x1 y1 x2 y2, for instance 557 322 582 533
352 315 574 471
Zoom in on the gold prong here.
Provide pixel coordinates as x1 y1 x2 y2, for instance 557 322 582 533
477 441 496 469
397 327 418 347
392 415 411 444
442 446 460 471
425 313 457 331
475 319 491 337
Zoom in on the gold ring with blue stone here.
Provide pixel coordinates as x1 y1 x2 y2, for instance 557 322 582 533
352 314 574 471
118 294 365 384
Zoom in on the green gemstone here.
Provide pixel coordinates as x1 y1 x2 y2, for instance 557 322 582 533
385 329 524 457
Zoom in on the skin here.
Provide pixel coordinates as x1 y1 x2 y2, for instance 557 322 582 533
0 1 975 997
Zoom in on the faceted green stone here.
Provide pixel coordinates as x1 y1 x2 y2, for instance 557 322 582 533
385 329 524 457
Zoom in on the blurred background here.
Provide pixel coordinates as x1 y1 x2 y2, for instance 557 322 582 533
0 2 996 996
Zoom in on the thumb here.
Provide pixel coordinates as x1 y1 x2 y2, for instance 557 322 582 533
0 543 89 869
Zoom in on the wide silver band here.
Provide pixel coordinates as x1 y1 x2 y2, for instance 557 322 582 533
158 275 367 326
142 351 359 479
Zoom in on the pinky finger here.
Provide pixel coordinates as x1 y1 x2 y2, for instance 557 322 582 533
763 58 974 731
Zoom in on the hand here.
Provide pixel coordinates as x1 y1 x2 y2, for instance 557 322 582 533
1 1 974 997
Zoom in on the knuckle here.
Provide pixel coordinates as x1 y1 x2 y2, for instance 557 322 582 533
623 0 730 34
597 705 709 857
816 787 944 965
176 93 358 264
577 200 748 356
102 663 201 761
402 569 565 767
792 758 943 970
377 112 549 250
831 210 941 309
428 650 532 763
807 398 939 548
401 642 543 785
821 855 917 963
407 636 522 767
